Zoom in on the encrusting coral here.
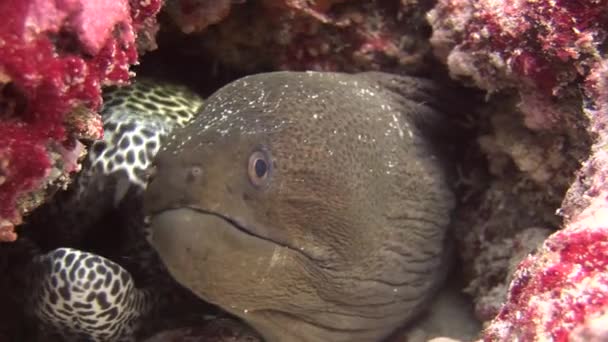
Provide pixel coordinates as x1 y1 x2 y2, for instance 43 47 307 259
164 0 437 73
0 0 162 241
482 61 608 341
428 0 608 339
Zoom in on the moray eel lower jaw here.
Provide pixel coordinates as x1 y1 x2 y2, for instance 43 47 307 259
148 209 370 342
147 205 322 262
147 207 290 296
148 209 406 342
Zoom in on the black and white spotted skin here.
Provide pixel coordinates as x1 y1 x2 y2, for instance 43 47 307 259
80 79 204 205
21 80 207 341
28 248 152 342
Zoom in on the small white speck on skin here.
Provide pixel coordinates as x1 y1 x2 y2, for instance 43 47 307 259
393 288 398 293
359 88 376 97
313 114 318 119
391 114 404 138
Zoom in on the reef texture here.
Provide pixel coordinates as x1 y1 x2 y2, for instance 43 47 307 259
484 112 608 340
427 0 606 131
0 0 162 241
427 0 608 339
163 0 436 73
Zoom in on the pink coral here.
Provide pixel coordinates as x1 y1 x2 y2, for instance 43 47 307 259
483 155 608 340
270 0 435 72
428 0 608 130
165 0 234 34
480 20 608 342
0 0 161 241
428 0 608 337
174 0 435 73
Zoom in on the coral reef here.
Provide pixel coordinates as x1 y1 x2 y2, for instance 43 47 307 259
0 0 162 241
481 58 608 340
1 0 606 340
163 0 436 73
427 0 607 131
428 0 607 326
142 318 261 342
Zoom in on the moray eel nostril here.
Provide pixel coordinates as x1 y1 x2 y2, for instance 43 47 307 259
144 71 456 342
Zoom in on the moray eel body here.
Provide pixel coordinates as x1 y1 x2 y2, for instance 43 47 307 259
144 71 455 342
25 80 205 341
27 248 152 342
79 79 204 206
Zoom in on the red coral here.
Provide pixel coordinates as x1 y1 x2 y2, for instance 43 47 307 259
270 0 434 72
428 0 608 130
165 0 234 34
482 47 608 341
175 0 435 74
483 199 608 340
0 0 161 241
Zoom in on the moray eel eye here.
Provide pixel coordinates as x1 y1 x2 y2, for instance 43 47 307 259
248 150 271 187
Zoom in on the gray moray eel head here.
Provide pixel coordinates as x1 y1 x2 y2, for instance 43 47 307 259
143 71 455 342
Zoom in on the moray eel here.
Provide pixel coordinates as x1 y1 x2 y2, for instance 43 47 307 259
79 79 204 206
27 248 153 342
25 80 205 342
144 71 455 342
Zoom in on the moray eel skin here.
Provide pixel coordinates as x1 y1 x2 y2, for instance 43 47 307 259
79 79 204 206
25 80 204 341
144 71 455 342
27 248 152 342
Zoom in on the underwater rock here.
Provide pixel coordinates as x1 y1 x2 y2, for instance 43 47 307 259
483 169 608 339
428 0 608 331
164 0 234 34
0 0 162 241
427 0 608 130
164 0 435 73
482 59 608 340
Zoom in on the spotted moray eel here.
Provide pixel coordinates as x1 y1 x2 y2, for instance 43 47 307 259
24 79 205 342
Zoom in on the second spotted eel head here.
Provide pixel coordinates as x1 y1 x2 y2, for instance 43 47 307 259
78 79 204 205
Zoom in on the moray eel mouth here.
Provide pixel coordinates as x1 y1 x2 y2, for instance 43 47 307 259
146 207 269 245
145 207 318 313
146 208 313 266
146 208 276 283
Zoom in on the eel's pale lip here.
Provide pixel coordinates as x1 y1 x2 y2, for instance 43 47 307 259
146 207 318 262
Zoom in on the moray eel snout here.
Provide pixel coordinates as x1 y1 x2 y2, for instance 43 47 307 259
148 208 281 290
144 71 455 342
